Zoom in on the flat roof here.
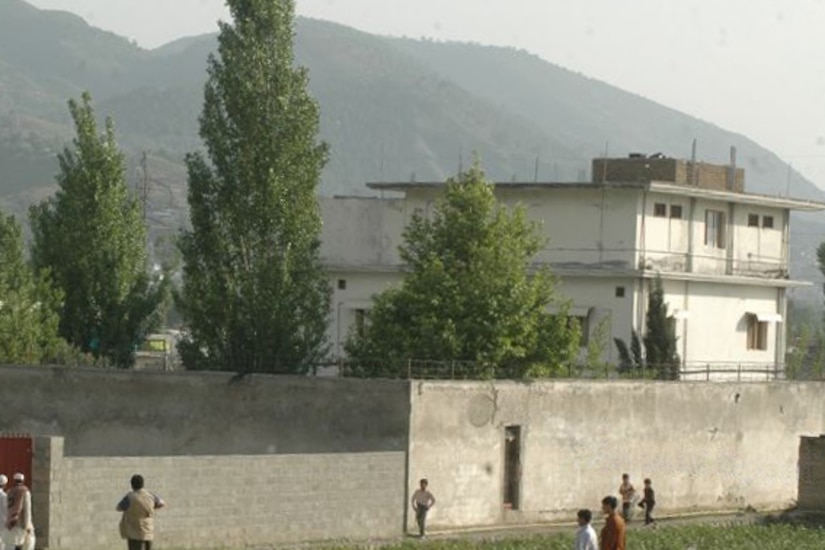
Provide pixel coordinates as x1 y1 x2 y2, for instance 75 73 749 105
365 180 825 212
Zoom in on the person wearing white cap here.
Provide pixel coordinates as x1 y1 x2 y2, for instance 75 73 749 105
5 473 33 550
0 474 7 550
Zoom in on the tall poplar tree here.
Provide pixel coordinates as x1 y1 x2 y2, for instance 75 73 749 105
177 0 331 373
0 212 65 364
29 92 167 367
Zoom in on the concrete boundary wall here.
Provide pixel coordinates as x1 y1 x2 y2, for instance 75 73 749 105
408 380 825 529
35 437 406 550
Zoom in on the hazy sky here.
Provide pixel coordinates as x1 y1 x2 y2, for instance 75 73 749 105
26 0 825 188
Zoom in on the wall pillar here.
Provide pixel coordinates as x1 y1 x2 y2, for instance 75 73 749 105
32 436 64 549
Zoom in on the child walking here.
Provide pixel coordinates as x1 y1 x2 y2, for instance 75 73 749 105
638 478 656 525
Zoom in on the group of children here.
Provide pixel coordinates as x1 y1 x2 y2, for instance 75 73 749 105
412 474 655 549
575 474 655 550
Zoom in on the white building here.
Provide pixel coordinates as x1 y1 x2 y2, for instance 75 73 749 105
320 155 825 379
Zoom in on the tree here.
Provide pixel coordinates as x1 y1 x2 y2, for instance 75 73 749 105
176 0 331 373
613 277 679 379
0 212 65 364
345 164 580 379
29 92 167 367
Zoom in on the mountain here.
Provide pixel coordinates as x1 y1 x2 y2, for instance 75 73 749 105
0 0 823 299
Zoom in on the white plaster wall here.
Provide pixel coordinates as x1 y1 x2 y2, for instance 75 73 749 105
554 276 638 364
510 188 638 269
408 380 825 529
641 192 690 271
320 197 406 268
662 280 780 368
326 270 405 358
731 205 785 275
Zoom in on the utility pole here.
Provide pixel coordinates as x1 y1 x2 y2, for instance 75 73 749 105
140 151 149 222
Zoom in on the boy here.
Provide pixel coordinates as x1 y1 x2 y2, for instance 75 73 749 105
574 509 598 550
617 473 635 522
411 478 436 537
638 478 656 525
600 496 626 550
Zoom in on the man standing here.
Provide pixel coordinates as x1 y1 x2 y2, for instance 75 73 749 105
617 473 635 522
574 508 598 550
5 473 33 550
411 478 436 538
600 496 626 550
116 474 166 550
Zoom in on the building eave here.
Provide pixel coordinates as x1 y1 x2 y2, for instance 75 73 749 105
647 182 825 211
323 262 810 288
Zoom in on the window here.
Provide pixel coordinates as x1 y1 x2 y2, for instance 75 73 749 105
568 315 590 346
653 203 667 217
704 210 726 248
747 214 759 227
762 215 774 229
337 279 347 290
746 314 768 350
669 205 683 219
615 286 626 298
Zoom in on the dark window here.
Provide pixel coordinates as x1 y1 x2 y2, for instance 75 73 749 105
762 215 774 229
504 426 521 510
337 279 347 290
704 210 726 248
747 214 759 227
746 315 768 351
615 286 626 298
670 205 683 219
653 203 667 217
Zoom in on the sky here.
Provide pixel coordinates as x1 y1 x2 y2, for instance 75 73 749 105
25 0 825 188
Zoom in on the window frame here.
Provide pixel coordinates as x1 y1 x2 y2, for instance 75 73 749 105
762 215 774 229
746 314 769 351
653 203 667 218
704 209 726 249
747 214 759 227
669 204 683 219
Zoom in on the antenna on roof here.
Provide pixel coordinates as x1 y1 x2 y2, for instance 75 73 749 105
690 139 698 185
458 146 464 175
534 156 540 183
601 141 609 183
785 162 793 197
727 146 737 191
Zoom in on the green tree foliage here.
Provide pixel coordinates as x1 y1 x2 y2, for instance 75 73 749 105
29 92 167 368
176 0 331 373
0 212 65 364
345 164 580 379
614 277 679 379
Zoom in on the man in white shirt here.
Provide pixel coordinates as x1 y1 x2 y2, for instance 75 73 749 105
410 478 435 538
575 508 598 550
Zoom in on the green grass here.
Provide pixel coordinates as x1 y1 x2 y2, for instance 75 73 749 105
166 522 825 550
336 524 825 550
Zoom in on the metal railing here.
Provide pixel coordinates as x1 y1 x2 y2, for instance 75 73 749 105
326 358 793 382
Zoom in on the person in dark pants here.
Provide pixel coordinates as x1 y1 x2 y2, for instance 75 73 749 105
411 478 436 537
638 478 656 525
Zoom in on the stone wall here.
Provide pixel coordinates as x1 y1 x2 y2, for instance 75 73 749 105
408 380 825 529
36 436 405 549
591 157 745 192
798 435 825 510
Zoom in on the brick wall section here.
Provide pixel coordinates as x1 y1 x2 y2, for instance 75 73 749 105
591 158 745 192
798 435 825 510
38 437 405 550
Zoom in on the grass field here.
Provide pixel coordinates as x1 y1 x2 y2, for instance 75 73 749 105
350 523 825 550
